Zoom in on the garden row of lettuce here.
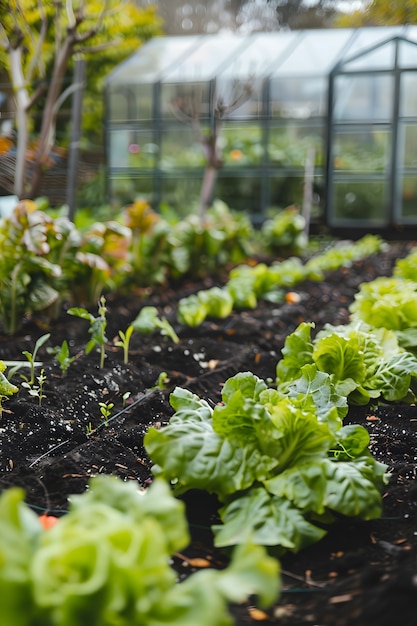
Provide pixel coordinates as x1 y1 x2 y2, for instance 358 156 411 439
0 197 305 335
177 233 384 325
144 245 417 554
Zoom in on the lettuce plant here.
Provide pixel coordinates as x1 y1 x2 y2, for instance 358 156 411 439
349 276 417 352
0 476 279 626
277 321 417 405
145 371 388 552
177 287 233 326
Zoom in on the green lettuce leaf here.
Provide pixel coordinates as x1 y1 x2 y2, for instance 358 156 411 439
276 321 314 385
214 488 325 551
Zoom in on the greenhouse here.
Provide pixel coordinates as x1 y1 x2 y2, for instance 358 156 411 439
105 25 417 232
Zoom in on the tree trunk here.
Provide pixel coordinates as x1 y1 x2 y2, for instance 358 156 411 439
9 48 30 198
199 165 218 220
27 37 74 200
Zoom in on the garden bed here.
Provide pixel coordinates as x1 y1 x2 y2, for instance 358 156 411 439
1 241 417 625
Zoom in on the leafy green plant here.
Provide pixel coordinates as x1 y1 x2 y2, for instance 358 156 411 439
177 287 233 327
0 475 279 625
47 340 76 376
0 201 62 334
276 321 417 406
131 306 179 344
349 276 417 352
145 373 388 552
261 206 307 256
0 361 19 417
68 296 108 368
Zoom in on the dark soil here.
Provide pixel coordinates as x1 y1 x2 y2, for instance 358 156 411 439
1 242 417 626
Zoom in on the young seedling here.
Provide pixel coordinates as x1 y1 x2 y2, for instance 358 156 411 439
22 369 47 406
20 333 51 387
99 400 114 426
114 325 134 365
0 360 19 417
68 296 108 369
47 340 76 376
122 391 131 408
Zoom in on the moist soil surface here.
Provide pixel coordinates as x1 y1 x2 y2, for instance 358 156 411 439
1 242 417 626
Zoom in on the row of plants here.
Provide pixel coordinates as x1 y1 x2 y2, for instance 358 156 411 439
144 245 417 551
1 236 416 623
0 198 306 335
177 234 384 325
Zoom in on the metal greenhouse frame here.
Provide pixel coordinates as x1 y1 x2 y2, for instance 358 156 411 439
105 25 417 233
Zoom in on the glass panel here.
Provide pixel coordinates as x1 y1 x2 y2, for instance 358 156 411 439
269 175 323 216
341 26 405 68
273 29 353 76
107 84 153 121
331 180 388 226
108 130 157 169
160 127 206 169
220 31 298 80
333 128 390 172
268 124 323 168
399 176 417 221
333 74 393 121
160 82 210 120
342 40 395 71
109 176 155 206
400 72 417 117
221 124 263 166
163 35 246 82
107 37 200 85
270 77 326 119
216 174 262 213
399 40 417 68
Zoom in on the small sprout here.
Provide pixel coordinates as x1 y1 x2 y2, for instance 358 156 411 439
22 368 47 406
86 422 94 436
99 400 114 425
47 340 76 376
20 333 50 386
154 372 169 390
122 391 131 407
68 296 108 368
114 325 135 364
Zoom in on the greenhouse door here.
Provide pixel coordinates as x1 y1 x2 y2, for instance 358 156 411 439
327 36 417 231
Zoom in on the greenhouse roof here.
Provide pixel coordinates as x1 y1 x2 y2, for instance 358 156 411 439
106 25 417 86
